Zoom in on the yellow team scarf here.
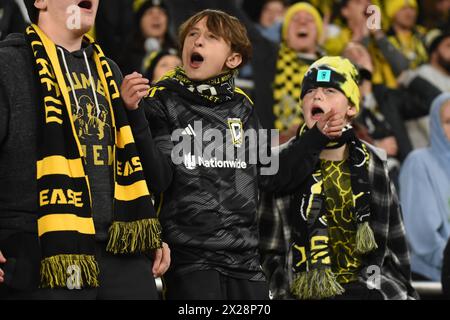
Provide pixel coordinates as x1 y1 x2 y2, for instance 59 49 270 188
26 24 162 288
273 3 323 132
387 29 428 70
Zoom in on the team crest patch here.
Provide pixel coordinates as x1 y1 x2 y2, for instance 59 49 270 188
317 70 331 82
227 118 243 148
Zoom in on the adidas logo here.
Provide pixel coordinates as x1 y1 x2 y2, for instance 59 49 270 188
181 124 196 137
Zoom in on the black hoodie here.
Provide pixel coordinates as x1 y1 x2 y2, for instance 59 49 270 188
0 33 170 253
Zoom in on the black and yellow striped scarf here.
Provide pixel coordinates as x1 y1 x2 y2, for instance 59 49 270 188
26 24 162 289
273 43 315 132
290 124 377 299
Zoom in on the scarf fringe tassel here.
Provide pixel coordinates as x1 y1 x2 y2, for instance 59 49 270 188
40 254 99 289
355 221 378 254
107 218 162 254
291 268 345 300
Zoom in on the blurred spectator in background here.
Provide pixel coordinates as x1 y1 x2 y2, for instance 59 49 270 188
0 0 26 40
143 48 181 83
385 0 428 70
400 93 450 281
344 42 441 186
94 0 134 65
120 0 176 75
418 29 450 92
239 0 287 80
400 29 450 149
422 0 450 29
325 0 410 89
242 0 287 44
271 2 324 143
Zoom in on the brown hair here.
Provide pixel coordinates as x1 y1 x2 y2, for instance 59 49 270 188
178 9 252 67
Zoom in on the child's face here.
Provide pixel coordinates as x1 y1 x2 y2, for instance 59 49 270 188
182 17 242 81
302 87 356 129
140 6 168 39
38 0 99 36
152 54 182 83
286 11 318 54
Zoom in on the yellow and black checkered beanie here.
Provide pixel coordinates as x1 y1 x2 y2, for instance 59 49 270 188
301 56 361 113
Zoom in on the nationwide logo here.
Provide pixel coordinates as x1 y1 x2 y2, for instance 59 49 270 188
171 121 280 176
183 153 247 170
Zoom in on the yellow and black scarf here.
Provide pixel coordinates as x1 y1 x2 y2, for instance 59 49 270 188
387 28 428 70
158 67 241 105
290 124 377 299
26 24 162 289
273 43 314 132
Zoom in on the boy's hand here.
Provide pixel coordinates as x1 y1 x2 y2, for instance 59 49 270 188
152 242 171 278
317 110 345 139
0 251 6 284
121 72 150 110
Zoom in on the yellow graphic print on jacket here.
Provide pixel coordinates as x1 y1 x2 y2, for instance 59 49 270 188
321 159 363 284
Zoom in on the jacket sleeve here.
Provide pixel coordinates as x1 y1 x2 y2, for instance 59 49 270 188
373 35 410 76
399 155 447 273
109 59 173 193
258 124 330 195
397 76 442 120
126 104 174 193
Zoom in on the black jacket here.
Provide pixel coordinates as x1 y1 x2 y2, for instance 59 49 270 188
372 77 441 161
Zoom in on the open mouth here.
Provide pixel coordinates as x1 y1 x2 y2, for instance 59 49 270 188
297 31 308 38
151 23 162 29
190 52 204 68
78 0 93 10
311 106 325 120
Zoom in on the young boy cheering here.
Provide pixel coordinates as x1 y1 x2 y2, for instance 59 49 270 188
121 9 345 300
288 56 417 300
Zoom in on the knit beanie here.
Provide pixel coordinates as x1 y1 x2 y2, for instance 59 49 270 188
134 0 169 24
385 0 417 22
301 56 361 113
281 2 323 42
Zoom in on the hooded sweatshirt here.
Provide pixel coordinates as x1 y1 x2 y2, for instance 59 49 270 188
400 93 450 281
0 33 170 242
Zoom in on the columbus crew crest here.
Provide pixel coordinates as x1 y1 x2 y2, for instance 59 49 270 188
227 118 243 148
